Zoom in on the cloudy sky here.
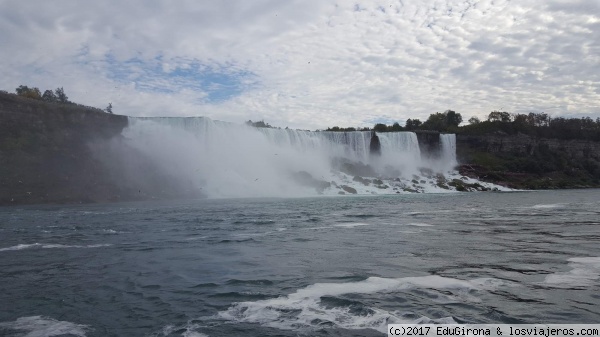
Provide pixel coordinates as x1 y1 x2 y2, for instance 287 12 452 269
1 0 599 129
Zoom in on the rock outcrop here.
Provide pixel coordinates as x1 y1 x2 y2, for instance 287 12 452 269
0 92 201 205
415 130 441 158
369 132 381 156
456 133 600 189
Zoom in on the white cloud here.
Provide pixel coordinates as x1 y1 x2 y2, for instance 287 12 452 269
0 0 599 129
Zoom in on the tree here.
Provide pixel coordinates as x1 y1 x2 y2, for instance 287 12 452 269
405 118 422 130
533 112 550 127
55 87 68 103
422 112 447 131
106 103 113 114
445 110 462 127
42 90 57 102
373 123 388 132
16 85 31 95
468 116 480 124
421 110 462 131
245 120 272 128
488 110 511 123
391 122 403 131
512 114 528 126
15 85 42 100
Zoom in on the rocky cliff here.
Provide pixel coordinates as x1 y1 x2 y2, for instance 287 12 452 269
457 133 600 189
0 92 200 205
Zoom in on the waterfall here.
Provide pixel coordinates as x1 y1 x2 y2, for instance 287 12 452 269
121 117 459 197
439 134 457 171
377 132 422 170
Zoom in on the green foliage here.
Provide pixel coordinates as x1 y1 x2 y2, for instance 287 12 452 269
326 122 403 132
470 152 506 171
445 110 462 127
488 111 511 123
16 85 32 95
55 87 68 103
42 90 57 102
422 112 446 131
15 85 72 104
246 120 273 128
373 123 388 132
326 126 361 131
405 118 422 130
420 110 462 131
15 85 42 100
106 103 113 114
326 126 357 131
468 116 480 124
459 111 600 141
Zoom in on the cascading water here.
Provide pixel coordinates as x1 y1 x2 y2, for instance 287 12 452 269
376 132 422 175
120 117 475 198
439 134 457 171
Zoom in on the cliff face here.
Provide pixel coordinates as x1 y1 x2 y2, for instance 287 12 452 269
415 131 441 159
0 92 200 205
457 133 600 189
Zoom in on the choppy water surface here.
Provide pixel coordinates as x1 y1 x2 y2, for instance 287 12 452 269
1 190 599 336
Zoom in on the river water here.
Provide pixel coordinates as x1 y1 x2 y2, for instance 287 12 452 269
1 190 599 336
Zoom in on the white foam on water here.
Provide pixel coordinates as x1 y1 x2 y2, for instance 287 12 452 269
303 226 334 230
404 223 434 227
160 323 209 337
530 203 565 209
162 324 176 335
333 223 371 228
182 331 209 337
0 243 41 251
0 316 90 337
219 275 502 333
102 229 119 234
397 230 422 234
0 243 112 252
231 233 265 238
185 236 208 241
543 257 600 288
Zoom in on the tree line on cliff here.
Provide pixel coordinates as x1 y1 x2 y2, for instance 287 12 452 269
10 85 114 114
9 84 600 142
325 110 463 133
324 110 600 142
461 111 600 141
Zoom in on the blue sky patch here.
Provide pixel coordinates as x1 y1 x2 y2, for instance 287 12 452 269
104 54 258 103
365 117 402 126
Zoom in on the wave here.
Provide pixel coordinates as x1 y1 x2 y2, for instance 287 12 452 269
333 222 371 228
161 323 209 337
530 204 565 209
0 316 90 337
218 275 504 333
543 257 600 288
0 243 112 252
